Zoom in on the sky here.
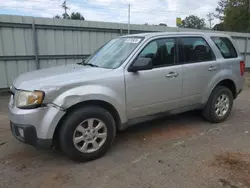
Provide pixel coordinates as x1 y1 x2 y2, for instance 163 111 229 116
0 0 220 27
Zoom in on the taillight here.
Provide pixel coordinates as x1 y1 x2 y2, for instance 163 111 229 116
240 61 245 76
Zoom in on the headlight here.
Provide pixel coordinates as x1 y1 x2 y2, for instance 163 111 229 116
15 90 45 109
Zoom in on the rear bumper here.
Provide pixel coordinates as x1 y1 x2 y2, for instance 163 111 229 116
10 122 52 148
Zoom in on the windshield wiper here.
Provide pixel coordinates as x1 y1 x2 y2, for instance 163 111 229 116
77 61 98 67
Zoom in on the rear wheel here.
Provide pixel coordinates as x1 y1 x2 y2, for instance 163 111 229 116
202 86 233 123
59 106 116 162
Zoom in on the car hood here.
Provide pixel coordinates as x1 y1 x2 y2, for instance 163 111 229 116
13 64 113 91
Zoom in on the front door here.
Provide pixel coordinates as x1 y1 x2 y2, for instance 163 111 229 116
125 37 183 119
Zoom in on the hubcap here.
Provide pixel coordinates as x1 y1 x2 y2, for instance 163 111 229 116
215 94 230 117
73 118 107 153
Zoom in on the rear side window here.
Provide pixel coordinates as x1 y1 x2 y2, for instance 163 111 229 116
181 37 215 63
211 37 238 59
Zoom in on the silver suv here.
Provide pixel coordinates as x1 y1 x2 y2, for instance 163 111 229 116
8 32 245 161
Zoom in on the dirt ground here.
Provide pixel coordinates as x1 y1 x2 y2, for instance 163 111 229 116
1 82 250 188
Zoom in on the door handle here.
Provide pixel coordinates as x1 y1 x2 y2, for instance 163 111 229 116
166 72 178 78
208 66 217 71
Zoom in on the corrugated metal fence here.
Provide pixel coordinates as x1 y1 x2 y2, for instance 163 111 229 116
1 14 250 89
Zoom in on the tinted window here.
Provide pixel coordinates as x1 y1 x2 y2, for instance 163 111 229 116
181 37 215 63
140 41 158 56
139 38 176 67
211 37 237 59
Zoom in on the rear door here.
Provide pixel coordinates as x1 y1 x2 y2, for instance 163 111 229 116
180 36 220 106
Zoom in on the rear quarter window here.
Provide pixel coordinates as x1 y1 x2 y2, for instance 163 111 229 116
211 37 238 59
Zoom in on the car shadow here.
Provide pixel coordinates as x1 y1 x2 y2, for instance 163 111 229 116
38 111 207 163
112 110 211 150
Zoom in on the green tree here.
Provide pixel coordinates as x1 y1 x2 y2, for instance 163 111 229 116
177 15 206 29
213 23 224 31
62 13 70 19
54 14 61 19
215 0 228 21
215 0 250 32
159 23 167 26
70 12 85 20
54 12 85 20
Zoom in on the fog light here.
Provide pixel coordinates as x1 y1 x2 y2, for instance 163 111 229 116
18 128 24 137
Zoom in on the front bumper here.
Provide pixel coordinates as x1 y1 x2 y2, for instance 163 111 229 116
8 96 65 148
10 122 52 148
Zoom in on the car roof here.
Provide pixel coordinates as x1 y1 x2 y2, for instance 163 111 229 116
122 31 230 39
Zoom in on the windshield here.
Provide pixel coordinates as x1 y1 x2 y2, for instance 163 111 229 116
84 37 143 69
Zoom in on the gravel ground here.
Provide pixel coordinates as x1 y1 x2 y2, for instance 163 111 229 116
1 88 250 188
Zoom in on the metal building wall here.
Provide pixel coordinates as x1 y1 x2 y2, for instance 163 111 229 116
0 14 250 89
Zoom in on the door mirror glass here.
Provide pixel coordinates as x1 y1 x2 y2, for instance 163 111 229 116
128 57 153 72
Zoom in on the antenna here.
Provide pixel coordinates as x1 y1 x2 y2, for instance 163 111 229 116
61 0 69 15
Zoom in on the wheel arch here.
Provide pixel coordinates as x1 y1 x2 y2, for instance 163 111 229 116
202 78 237 105
53 100 122 143
215 79 237 99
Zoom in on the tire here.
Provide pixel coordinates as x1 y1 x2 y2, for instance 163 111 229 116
59 106 116 162
202 86 233 123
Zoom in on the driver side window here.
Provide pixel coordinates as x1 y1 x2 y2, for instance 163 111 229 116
140 41 158 58
139 38 176 67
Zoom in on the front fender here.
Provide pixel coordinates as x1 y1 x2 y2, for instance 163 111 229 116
201 69 238 104
52 85 127 123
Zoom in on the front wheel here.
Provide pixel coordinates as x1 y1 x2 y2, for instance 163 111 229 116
59 106 116 162
202 86 233 123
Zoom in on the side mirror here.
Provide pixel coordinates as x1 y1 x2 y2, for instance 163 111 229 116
128 57 153 72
